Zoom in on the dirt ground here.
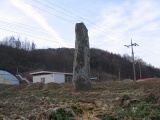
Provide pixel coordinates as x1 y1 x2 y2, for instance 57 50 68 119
0 79 160 120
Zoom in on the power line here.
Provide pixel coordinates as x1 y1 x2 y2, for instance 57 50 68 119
32 0 81 22
0 5 127 50
0 27 74 47
0 19 125 52
0 18 159 61
137 46 160 56
0 20 75 43
0 18 127 48
0 26 159 68
1 0 160 64
0 23 74 47
1 19 158 61
0 18 74 40
19 0 76 24
21 0 129 42
43 0 129 41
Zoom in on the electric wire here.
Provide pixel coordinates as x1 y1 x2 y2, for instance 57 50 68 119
0 20 75 43
0 19 158 60
0 27 74 47
0 20 125 49
42 0 129 41
1 26 159 67
0 18 75 40
0 23 74 47
19 0 75 24
20 0 129 42
1 0 159 67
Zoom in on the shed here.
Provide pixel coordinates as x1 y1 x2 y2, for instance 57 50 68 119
0 70 19 84
30 71 73 83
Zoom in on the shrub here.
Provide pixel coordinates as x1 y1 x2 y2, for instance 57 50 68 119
116 102 160 119
50 108 73 120
71 104 84 116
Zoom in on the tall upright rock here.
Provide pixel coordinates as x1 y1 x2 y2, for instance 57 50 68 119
73 22 91 91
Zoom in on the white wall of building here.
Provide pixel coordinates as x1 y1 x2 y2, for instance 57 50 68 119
53 73 65 83
31 71 72 83
33 74 54 83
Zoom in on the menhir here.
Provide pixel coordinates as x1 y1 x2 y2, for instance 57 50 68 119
72 22 91 91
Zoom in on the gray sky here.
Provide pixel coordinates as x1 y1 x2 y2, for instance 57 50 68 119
0 0 160 68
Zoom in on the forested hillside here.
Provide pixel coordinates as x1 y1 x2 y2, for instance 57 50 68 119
0 36 160 81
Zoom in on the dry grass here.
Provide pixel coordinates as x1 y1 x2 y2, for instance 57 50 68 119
0 79 160 119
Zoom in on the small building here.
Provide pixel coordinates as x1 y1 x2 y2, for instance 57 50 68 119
90 77 98 82
0 70 19 84
30 71 73 83
16 69 45 84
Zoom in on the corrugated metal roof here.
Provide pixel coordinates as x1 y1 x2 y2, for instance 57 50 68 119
30 71 53 75
30 71 73 75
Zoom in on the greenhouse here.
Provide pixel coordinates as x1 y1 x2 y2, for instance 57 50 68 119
0 70 19 84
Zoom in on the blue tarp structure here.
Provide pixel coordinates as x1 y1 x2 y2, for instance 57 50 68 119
0 70 19 84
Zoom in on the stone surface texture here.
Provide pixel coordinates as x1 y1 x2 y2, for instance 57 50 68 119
73 22 91 91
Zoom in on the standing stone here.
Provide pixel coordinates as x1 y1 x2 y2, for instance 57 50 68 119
72 22 91 91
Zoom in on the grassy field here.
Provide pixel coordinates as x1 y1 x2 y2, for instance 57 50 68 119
0 79 160 119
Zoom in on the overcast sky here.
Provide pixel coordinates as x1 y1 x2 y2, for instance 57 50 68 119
0 0 160 68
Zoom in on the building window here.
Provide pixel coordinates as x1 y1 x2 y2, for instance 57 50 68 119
41 77 45 83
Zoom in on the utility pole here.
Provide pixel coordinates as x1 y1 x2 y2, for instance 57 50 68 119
17 68 19 74
118 68 121 81
124 39 139 81
139 62 142 79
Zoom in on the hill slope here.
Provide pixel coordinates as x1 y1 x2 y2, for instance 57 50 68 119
0 44 160 80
